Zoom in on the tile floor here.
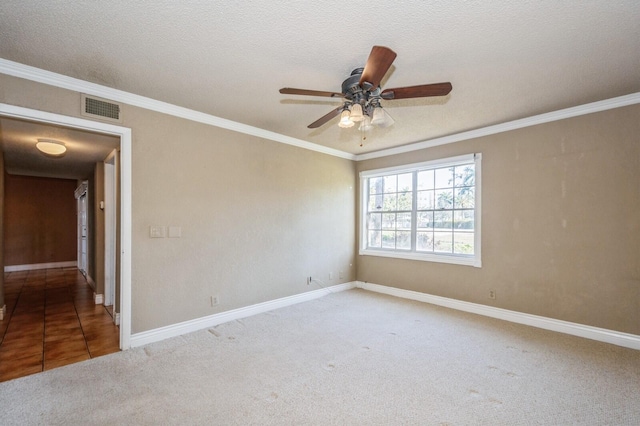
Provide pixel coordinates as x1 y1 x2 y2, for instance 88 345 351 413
0 267 120 382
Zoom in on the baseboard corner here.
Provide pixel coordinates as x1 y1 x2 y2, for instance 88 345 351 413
94 293 104 305
358 282 640 350
0 304 6 321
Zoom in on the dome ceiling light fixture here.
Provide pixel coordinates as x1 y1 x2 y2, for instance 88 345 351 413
36 138 67 157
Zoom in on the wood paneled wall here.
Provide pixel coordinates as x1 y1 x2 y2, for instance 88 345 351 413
4 174 77 266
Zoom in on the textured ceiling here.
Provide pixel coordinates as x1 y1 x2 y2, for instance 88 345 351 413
1 0 639 161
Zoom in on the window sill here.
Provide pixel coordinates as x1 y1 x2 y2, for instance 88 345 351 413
359 248 481 268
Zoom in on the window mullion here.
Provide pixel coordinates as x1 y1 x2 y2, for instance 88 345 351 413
411 171 417 251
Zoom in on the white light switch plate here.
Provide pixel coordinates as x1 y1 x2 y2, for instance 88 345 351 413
150 225 166 238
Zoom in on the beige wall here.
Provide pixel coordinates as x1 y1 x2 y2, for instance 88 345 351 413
357 104 640 335
0 74 356 334
1 72 637 338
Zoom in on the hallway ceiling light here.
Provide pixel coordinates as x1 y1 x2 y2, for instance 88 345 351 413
36 138 67 157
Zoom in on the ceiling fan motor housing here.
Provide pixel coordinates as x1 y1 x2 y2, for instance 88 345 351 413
341 68 365 100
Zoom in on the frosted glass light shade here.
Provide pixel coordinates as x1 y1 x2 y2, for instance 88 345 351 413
371 106 385 126
359 116 373 131
338 110 354 128
36 139 67 157
349 103 364 122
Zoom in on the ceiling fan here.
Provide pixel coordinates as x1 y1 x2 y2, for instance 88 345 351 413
279 46 452 132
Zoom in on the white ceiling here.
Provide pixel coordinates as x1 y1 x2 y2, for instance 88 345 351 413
1 1 639 166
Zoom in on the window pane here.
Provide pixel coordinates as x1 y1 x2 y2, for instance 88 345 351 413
369 177 384 194
397 213 412 230
417 190 434 210
434 167 454 189
368 213 382 230
454 210 474 230
454 165 475 187
383 193 397 211
454 187 475 209
435 189 453 209
382 231 395 248
397 191 412 211
454 232 474 254
434 232 453 253
417 170 434 190
434 211 453 230
382 213 396 230
417 231 433 251
383 175 397 193
369 193 383 211
417 211 434 229
397 231 411 250
368 231 381 248
397 173 412 192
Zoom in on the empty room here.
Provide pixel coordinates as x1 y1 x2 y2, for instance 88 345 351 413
0 1 639 424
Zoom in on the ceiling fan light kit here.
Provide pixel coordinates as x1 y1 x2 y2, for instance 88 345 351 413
279 46 452 145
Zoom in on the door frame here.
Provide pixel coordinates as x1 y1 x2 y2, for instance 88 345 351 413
104 150 117 310
0 103 133 350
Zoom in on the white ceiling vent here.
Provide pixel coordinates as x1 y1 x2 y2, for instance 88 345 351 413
81 94 122 122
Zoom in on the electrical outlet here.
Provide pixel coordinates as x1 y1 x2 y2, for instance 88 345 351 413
339 270 344 279
489 290 496 300
306 276 312 285
210 295 219 306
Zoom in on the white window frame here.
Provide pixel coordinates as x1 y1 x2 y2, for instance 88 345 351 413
359 153 482 268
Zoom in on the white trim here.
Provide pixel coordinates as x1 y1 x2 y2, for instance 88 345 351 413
0 58 355 161
357 282 640 350
355 92 640 161
4 261 77 272
3 59 637 163
0 102 133 350
94 293 104 305
130 282 357 348
114 312 121 326
0 304 6 321
359 153 481 267
359 154 476 178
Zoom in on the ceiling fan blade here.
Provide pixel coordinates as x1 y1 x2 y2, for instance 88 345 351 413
280 88 344 98
308 107 343 128
359 46 397 90
381 82 452 100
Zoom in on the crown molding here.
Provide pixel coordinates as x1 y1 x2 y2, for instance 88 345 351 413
0 58 356 161
355 92 640 161
3 58 637 163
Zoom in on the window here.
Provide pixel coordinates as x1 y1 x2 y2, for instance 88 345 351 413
360 154 481 267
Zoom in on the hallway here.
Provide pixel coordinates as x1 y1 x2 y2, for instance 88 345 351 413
0 267 120 382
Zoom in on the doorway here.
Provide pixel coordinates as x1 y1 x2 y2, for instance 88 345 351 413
0 102 132 349
104 150 117 322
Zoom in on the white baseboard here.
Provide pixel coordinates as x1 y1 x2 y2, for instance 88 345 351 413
130 281 356 348
94 293 104 305
357 281 640 350
0 304 6 321
4 261 77 272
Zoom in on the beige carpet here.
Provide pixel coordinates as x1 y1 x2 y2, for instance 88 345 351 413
1 289 638 425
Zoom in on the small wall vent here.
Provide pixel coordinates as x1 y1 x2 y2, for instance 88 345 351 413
81 94 122 122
